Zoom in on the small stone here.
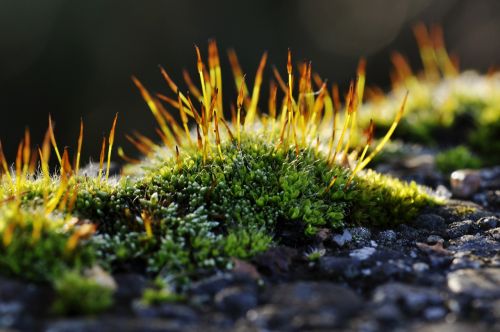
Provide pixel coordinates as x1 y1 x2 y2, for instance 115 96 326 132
215 286 258 318
413 262 430 273
476 216 498 230
447 220 473 239
349 227 372 245
378 230 397 244
426 235 444 244
318 256 361 279
447 268 500 299
415 213 447 232
350 247 376 261
332 229 352 247
270 281 363 312
373 283 443 314
448 234 500 257
450 169 481 198
423 306 447 321
486 227 500 241
451 252 482 270
373 303 403 323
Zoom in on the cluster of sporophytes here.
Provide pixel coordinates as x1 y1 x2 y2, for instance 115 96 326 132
359 24 500 165
0 41 436 313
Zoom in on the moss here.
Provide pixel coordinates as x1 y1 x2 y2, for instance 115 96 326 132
359 26 500 166
140 278 185 306
51 270 114 315
67 136 434 284
0 205 95 282
452 205 478 217
435 146 482 174
0 41 440 304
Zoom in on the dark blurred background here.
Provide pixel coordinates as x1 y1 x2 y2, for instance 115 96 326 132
1 0 500 162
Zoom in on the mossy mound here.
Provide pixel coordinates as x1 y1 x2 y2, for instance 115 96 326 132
1 136 435 289
74 136 433 285
0 41 440 313
358 25 500 165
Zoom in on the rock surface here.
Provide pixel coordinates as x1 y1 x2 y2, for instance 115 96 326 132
1 165 500 331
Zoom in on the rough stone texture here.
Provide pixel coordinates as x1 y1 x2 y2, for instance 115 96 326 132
2 165 500 332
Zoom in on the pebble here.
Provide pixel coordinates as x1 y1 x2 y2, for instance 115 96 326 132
447 268 500 299
214 286 258 318
349 227 372 245
319 256 361 278
332 229 353 247
476 216 498 230
447 220 473 239
413 262 430 273
423 306 447 321
426 235 444 244
350 247 376 260
373 283 443 314
415 214 447 232
378 230 397 244
451 169 481 198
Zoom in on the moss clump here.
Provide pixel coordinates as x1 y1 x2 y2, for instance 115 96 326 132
359 25 500 165
140 278 185 306
0 205 95 282
0 41 439 308
435 146 482 174
51 270 114 315
67 136 434 285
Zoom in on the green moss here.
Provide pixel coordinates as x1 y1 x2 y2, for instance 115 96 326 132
140 278 185 306
435 146 482 174
0 206 95 282
51 270 114 315
66 136 433 284
361 74 500 165
0 133 436 292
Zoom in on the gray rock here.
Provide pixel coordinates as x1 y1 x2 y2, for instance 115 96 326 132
378 230 397 244
476 216 498 230
349 227 372 245
447 220 474 239
246 282 364 330
447 268 500 299
450 252 482 270
423 306 447 321
415 214 447 232
215 286 258 318
270 282 363 309
413 262 430 273
486 227 500 241
373 283 444 314
448 234 500 257
350 247 376 260
319 256 361 279
373 303 403 323
332 229 353 247
426 235 444 244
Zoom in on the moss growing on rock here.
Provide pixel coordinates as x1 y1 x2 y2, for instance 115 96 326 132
52 270 114 315
0 204 95 282
0 41 438 307
359 25 500 165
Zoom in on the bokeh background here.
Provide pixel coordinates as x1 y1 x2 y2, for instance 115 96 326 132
1 0 500 162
